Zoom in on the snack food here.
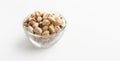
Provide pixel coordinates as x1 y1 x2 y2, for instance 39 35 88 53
23 11 66 48
24 11 65 35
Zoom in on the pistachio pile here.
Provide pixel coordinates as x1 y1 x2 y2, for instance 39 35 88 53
24 11 65 36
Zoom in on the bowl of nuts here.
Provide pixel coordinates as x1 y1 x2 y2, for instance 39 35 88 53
23 10 66 48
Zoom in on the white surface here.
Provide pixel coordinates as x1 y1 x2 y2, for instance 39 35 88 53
0 0 120 61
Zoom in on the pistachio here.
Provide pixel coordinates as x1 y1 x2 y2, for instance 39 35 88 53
32 22 39 28
47 16 56 22
42 19 50 26
54 26 61 32
54 17 63 25
26 26 33 33
28 20 36 26
49 24 56 34
42 26 48 31
33 27 42 34
42 30 49 36
37 16 42 22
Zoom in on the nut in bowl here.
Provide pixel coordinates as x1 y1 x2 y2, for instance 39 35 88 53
23 10 66 48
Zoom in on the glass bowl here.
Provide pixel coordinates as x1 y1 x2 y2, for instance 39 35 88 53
23 11 67 48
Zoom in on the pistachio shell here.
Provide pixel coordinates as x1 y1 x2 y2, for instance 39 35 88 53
33 27 42 34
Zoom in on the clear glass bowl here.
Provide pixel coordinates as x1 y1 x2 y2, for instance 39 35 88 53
23 11 67 48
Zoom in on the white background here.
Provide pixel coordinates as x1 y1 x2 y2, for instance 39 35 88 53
0 0 120 61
